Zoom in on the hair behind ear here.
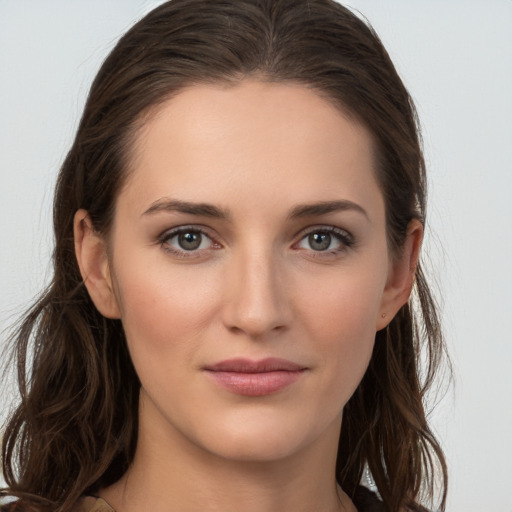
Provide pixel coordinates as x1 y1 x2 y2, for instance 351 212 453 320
2 215 139 510
338 261 448 511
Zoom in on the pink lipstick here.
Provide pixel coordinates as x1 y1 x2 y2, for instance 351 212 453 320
203 358 306 396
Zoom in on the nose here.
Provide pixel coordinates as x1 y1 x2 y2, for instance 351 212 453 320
221 247 292 339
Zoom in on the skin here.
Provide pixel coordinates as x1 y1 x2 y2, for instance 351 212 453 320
74 80 422 512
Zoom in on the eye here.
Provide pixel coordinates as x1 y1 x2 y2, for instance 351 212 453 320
296 227 354 253
159 227 219 256
173 230 208 251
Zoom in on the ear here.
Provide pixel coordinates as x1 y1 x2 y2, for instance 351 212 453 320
74 209 121 319
376 219 423 330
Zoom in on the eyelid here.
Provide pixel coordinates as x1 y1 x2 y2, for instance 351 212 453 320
294 224 354 241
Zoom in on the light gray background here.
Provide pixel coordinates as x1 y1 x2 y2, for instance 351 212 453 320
1 1 511 510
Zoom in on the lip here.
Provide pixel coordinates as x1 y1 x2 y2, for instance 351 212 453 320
203 358 307 396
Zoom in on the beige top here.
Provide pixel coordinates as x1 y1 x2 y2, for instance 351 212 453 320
71 490 387 512
73 497 115 512
70 492 387 512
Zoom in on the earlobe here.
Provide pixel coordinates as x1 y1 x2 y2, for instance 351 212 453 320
376 219 423 330
73 209 121 319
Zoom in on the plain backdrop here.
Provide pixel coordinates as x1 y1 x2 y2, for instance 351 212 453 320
1 1 511 510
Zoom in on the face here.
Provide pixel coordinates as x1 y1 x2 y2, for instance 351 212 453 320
77 80 414 464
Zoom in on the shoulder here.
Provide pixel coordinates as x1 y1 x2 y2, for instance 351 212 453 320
71 497 115 512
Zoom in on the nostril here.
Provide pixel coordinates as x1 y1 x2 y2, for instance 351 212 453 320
224 318 288 339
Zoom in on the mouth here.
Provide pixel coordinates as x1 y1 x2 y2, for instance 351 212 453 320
203 358 307 396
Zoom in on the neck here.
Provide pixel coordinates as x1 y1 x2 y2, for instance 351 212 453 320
100 394 356 512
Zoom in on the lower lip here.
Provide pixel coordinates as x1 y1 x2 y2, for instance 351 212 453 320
205 370 305 396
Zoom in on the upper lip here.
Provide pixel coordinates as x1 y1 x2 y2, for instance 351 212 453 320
203 358 306 373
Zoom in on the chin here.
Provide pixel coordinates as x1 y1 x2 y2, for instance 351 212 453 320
189 407 342 464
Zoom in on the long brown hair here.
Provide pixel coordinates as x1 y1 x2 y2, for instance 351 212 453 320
1 1 448 510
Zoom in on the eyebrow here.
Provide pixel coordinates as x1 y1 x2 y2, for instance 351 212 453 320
142 198 231 220
141 198 369 222
288 200 370 221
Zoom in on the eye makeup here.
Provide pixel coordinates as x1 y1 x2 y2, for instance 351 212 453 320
156 223 356 261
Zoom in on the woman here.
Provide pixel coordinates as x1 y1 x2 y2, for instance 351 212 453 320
1 1 448 511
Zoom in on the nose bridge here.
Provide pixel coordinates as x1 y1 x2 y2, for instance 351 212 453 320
222 240 290 338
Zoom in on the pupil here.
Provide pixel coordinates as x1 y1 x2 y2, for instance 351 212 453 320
309 232 331 251
179 232 201 250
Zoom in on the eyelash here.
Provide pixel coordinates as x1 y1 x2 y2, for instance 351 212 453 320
157 225 355 259
294 225 355 257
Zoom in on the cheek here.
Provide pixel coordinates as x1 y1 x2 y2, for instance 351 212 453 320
299 260 385 339
112 257 222 360
296 262 386 396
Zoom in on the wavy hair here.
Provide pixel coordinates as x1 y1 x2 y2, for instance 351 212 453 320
2 1 448 510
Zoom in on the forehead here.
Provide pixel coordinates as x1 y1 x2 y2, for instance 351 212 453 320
120 80 382 218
